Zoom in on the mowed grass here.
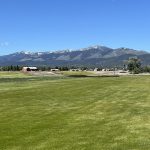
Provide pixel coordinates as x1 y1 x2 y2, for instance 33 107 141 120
0 74 150 150
0 71 30 78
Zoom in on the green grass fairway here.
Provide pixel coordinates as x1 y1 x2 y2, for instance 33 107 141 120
0 71 30 78
0 75 150 150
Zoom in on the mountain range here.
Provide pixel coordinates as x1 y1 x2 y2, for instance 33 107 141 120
0 45 150 67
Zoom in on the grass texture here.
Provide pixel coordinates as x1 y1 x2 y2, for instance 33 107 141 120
0 74 150 150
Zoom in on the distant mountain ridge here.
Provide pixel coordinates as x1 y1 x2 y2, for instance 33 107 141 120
0 45 149 67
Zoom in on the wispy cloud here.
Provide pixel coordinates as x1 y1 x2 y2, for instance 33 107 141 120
0 42 9 47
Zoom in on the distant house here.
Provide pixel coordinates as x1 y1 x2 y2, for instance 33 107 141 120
22 67 38 72
70 69 81 72
51 69 60 72
94 68 98 72
102 68 110 72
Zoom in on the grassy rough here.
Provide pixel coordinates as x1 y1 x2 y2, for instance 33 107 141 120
62 71 95 76
0 74 150 150
0 71 30 78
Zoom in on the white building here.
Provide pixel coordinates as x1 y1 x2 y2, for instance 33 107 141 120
94 68 98 72
51 69 60 72
22 67 38 72
70 69 81 72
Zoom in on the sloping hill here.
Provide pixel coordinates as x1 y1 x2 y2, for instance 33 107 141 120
0 46 149 67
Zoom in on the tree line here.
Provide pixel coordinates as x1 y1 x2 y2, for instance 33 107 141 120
0 65 85 71
0 58 150 74
0 65 21 71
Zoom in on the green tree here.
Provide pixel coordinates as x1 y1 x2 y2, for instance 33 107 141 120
127 57 141 74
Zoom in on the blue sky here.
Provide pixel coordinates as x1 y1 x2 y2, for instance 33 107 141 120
0 0 150 55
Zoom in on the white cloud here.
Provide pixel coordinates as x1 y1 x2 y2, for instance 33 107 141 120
0 42 9 47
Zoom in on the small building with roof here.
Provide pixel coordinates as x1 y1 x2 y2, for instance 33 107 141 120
22 67 38 72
